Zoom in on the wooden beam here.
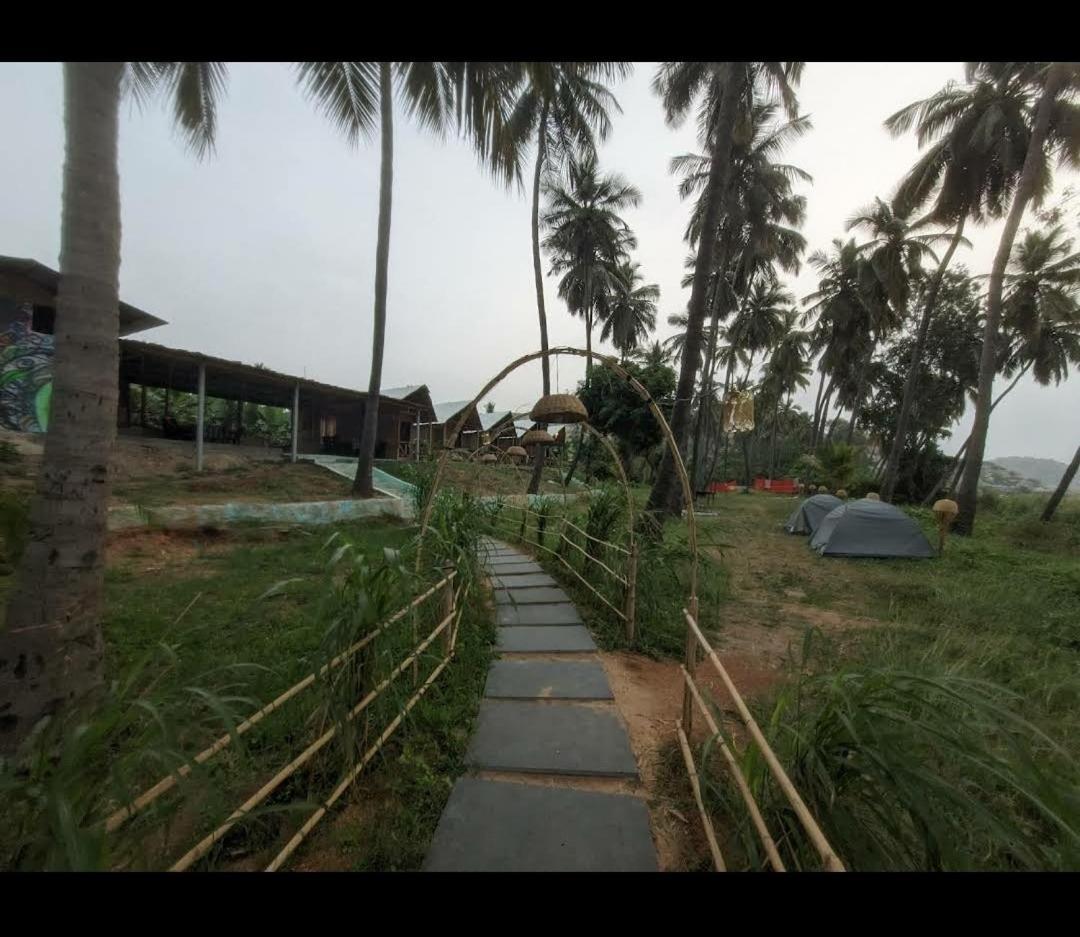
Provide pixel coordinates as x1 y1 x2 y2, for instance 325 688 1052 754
196 362 206 471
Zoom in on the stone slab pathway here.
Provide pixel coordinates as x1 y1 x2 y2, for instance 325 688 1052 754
425 537 658 872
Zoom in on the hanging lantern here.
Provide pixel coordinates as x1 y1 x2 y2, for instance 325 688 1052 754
530 393 588 424
732 390 755 432
520 429 557 447
506 445 528 463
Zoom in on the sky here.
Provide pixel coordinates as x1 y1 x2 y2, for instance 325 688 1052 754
1 61 1077 462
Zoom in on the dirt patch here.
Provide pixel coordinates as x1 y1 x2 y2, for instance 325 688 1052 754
105 525 289 573
599 648 782 871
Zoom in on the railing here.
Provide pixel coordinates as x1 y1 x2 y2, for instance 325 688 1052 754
678 608 845 872
488 502 638 640
102 569 461 871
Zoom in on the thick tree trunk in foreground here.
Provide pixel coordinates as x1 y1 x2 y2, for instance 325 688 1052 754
1 62 124 753
1041 441 1080 522
955 65 1064 535
354 62 394 497
881 218 967 502
647 63 744 518
527 112 550 496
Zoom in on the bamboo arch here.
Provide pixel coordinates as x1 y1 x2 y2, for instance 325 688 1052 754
415 346 699 617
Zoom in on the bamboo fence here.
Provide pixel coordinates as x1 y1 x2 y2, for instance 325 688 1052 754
679 608 845 873
103 570 461 871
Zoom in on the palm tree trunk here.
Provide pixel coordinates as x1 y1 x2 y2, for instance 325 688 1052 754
881 218 967 502
690 264 728 489
811 367 827 444
827 406 843 442
955 64 1066 534
647 63 745 518
353 62 394 497
527 111 551 496
769 399 781 477
1 62 124 753
1041 441 1080 522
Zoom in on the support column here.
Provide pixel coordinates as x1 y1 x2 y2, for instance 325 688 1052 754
291 381 300 463
196 362 206 472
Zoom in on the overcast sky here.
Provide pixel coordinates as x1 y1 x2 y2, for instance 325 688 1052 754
1 62 1077 461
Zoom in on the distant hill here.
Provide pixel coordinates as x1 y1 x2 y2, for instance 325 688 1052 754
982 456 1080 493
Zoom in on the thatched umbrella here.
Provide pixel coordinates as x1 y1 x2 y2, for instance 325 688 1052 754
520 428 557 448
506 445 528 464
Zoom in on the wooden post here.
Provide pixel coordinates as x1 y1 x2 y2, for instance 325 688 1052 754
195 362 206 472
138 356 147 428
683 595 700 735
441 565 455 657
291 381 300 463
624 541 638 645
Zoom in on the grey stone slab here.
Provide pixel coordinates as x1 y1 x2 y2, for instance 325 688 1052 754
487 560 543 573
485 659 613 700
491 572 558 589
496 603 582 626
494 586 571 606
497 625 596 653
424 778 657 872
466 700 638 777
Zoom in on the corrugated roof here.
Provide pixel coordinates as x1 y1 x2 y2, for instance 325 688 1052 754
433 400 474 424
382 384 427 401
479 410 513 431
0 255 168 336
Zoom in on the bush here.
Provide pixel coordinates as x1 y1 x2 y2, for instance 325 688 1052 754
0 490 31 569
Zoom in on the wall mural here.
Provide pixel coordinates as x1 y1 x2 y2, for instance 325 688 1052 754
0 303 53 433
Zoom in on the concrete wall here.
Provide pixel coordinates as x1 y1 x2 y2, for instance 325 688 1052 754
108 495 414 531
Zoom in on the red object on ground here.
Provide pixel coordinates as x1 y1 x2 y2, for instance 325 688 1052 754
706 477 799 495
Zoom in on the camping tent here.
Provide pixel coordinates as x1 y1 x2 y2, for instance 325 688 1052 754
784 494 843 535
809 500 935 559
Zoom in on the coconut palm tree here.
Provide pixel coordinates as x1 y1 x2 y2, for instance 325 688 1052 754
631 340 673 369
296 62 519 497
953 62 1080 533
646 61 804 518
500 64 631 494
845 197 942 447
762 310 812 476
599 261 659 360
1 62 228 754
878 68 1046 502
1041 441 1080 522
541 152 641 381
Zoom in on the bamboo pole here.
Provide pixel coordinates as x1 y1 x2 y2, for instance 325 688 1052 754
558 531 628 585
169 611 453 872
414 346 698 604
265 653 453 871
562 517 630 554
105 572 455 833
677 720 726 872
684 610 845 872
625 541 638 645
680 665 785 872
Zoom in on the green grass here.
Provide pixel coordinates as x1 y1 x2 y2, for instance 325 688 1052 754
2 514 496 871
688 491 1080 870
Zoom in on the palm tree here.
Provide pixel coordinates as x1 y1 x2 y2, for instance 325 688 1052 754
954 62 1080 534
762 310 812 476
542 152 641 380
878 69 1046 502
502 64 631 494
845 197 942 447
1041 442 1080 522
296 62 519 497
599 261 659 360
631 340 673 369
1 62 227 753
647 62 804 517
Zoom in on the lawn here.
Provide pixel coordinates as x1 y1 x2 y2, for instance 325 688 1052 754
110 461 353 507
2 515 496 872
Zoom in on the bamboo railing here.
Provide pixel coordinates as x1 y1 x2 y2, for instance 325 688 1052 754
489 502 637 634
679 608 845 873
103 570 461 871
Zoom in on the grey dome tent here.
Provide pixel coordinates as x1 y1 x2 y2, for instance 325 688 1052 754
809 499 935 559
784 494 843 535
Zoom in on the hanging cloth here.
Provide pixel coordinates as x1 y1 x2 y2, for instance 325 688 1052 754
732 390 755 432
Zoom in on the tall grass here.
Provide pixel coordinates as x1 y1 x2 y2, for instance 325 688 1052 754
704 629 1080 871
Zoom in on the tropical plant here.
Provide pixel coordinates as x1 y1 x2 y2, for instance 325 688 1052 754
1041 442 1080 522
599 261 660 359
541 151 641 379
296 62 519 498
646 61 804 518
